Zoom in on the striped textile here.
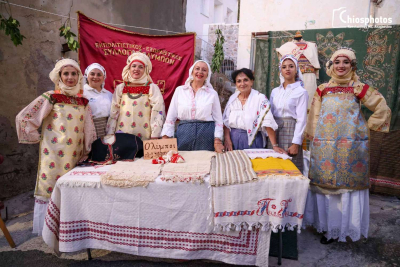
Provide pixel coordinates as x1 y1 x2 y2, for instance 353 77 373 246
268 117 303 173
93 117 108 139
211 150 258 187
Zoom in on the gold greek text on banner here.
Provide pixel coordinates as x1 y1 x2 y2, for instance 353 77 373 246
95 42 182 66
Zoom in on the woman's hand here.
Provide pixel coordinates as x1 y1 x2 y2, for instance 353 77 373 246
273 146 288 155
214 143 225 154
162 135 169 139
224 136 233 152
287 144 299 156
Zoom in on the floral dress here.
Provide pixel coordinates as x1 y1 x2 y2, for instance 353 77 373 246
16 91 96 199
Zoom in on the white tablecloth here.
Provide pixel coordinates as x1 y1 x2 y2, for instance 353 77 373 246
42 165 271 266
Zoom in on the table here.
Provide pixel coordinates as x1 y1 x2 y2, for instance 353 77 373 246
42 163 309 266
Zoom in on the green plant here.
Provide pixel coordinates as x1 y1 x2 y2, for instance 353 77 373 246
211 28 225 73
0 14 25 46
59 19 79 52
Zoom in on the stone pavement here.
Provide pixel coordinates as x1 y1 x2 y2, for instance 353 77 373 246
1 191 399 267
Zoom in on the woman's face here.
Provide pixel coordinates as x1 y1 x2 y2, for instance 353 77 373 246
281 59 297 81
333 56 352 77
61 66 79 87
235 72 253 94
87 68 105 89
129 61 145 79
192 62 209 83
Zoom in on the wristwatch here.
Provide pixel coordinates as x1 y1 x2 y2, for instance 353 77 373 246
272 144 279 147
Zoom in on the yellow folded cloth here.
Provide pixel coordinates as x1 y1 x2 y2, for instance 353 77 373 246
251 158 303 178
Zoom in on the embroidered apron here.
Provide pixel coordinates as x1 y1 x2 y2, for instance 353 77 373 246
35 94 88 198
309 86 369 190
117 83 151 140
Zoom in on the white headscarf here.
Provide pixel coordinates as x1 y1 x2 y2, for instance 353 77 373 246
49 58 83 96
184 60 213 89
279 54 304 86
122 52 153 84
84 63 107 89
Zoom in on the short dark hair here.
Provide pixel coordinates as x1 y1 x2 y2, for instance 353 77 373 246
231 68 255 83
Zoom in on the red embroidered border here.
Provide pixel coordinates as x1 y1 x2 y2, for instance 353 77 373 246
51 94 89 106
357 84 369 100
123 86 150 95
321 86 354 97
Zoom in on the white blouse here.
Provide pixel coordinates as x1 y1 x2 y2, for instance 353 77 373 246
161 85 223 139
83 84 112 119
224 98 277 131
270 81 308 145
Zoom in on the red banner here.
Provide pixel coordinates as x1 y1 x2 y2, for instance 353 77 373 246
77 12 195 110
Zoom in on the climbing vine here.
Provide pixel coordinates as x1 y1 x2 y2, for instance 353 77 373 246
211 28 225 73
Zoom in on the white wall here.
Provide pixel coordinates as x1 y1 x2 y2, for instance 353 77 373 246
186 0 238 37
237 0 400 68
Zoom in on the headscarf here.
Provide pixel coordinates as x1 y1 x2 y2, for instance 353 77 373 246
279 54 304 86
326 48 359 84
184 60 213 89
49 58 83 96
122 52 153 84
84 63 107 89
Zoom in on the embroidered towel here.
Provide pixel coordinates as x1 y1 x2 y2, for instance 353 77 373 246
161 151 216 183
101 159 161 187
210 150 258 187
244 149 292 160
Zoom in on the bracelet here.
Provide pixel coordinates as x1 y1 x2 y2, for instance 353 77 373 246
272 144 279 147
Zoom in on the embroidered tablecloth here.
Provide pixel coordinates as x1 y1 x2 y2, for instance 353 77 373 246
42 165 270 266
213 158 310 232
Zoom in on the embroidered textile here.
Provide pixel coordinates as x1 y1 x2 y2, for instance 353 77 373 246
210 150 257 187
101 159 161 187
161 84 223 139
244 149 292 160
213 159 309 232
251 158 304 178
35 101 87 198
306 82 391 190
161 151 216 183
223 89 277 147
42 170 270 266
107 83 165 140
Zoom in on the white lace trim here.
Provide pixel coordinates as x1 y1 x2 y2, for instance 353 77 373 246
302 220 368 242
214 222 302 233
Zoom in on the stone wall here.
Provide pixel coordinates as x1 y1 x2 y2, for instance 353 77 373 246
0 0 186 200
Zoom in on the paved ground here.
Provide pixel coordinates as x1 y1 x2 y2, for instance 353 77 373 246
1 191 399 267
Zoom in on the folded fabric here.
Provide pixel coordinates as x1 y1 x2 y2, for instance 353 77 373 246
162 150 185 163
210 150 258 187
251 158 304 178
56 165 111 188
161 151 215 183
244 149 292 160
101 159 161 188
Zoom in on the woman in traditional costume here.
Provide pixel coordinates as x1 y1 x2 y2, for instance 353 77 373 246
83 63 112 139
16 58 96 234
106 52 165 140
269 54 308 173
161 60 224 153
223 68 285 153
303 48 391 243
